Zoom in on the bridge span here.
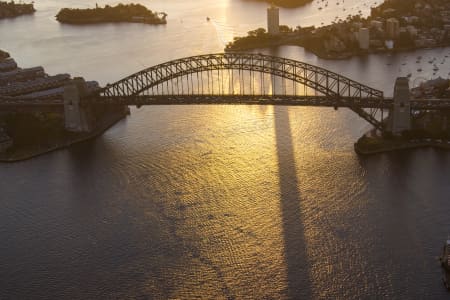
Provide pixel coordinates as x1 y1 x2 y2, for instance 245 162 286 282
93 52 387 129
1 53 450 134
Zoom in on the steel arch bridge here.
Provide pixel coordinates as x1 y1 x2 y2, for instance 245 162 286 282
93 53 389 129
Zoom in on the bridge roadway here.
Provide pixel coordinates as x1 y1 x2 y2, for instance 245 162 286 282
91 94 450 110
1 93 450 132
1 52 450 130
2 94 450 110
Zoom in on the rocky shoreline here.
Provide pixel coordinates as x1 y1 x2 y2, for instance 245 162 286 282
354 134 450 155
0 109 127 162
355 127 450 156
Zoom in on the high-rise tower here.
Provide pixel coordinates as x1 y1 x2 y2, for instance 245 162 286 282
267 5 279 35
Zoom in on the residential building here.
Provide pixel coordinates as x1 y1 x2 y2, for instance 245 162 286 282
370 20 383 30
359 27 370 49
386 18 400 39
406 25 418 37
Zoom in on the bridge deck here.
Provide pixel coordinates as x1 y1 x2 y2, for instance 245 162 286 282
93 95 392 108
1 52 449 131
2 94 450 110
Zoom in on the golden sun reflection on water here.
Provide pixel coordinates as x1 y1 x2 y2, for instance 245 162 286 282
99 104 372 298
136 105 293 298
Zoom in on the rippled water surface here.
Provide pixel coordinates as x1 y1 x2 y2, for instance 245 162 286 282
1 0 450 299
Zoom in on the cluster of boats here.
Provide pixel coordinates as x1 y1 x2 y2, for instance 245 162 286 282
415 55 448 76
394 53 450 80
317 0 372 21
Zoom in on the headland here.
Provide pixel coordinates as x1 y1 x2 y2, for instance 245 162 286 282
355 78 450 155
226 0 450 60
0 50 129 162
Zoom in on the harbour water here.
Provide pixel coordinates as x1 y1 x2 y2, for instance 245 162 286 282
1 0 450 298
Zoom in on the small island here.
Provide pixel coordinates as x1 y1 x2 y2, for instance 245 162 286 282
226 0 450 59
56 3 167 25
0 1 35 19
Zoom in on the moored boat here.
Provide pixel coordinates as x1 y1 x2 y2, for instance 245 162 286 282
440 240 450 290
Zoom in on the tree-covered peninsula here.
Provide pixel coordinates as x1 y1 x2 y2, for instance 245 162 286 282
227 0 450 59
56 3 167 25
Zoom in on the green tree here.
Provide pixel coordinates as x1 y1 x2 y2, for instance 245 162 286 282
279 25 292 33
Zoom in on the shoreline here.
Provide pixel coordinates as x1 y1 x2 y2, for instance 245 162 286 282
226 0 450 60
225 35 450 60
0 110 127 163
57 19 167 25
354 135 450 155
355 141 450 155
255 0 313 8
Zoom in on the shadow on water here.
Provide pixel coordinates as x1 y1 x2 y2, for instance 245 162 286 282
274 106 312 299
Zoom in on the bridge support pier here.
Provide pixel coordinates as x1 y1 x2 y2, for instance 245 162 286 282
388 77 411 135
63 78 95 132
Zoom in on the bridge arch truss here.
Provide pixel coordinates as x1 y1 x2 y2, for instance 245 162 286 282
95 53 387 129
